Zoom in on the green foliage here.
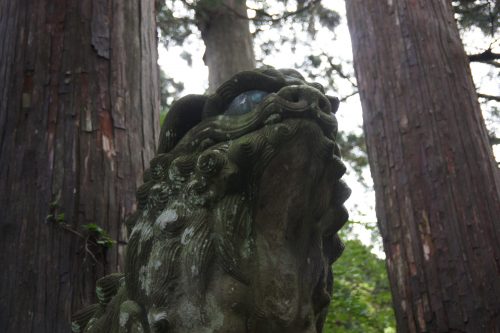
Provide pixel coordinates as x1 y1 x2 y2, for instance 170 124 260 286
248 0 340 36
336 131 369 186
247 2 348 95
452 0 499 36
82 223 116 249
160 110 168 127
56 213 65 223
159 68 185 115
317 4 341 31
325 230 396 333
452 0 500 159
157 3 195 47
47 196 117 257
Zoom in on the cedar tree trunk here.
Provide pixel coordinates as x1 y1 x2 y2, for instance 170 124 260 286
0 1 159 332
346 1 500 332
196 0 255 92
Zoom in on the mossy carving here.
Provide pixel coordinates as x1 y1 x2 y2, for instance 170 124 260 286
72 67 351 333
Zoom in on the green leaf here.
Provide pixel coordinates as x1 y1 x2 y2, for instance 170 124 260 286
82 223 101 233
82 223 116 249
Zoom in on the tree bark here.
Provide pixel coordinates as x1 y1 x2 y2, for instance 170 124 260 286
196 0 255 92
0 1 159 332
346 1 500 332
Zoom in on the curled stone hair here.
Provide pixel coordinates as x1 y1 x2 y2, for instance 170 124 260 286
72 67 351 333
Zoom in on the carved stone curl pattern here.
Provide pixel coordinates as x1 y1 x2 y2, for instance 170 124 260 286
72 67 351 333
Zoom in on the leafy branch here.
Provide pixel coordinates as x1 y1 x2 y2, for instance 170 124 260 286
46 196 118 265
81 223 117 249
243 0 322 23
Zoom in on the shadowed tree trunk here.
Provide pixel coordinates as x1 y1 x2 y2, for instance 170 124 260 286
346 1 500 332
0 1 159 332
195 0 255 91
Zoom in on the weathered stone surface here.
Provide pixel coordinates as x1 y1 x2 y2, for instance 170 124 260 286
72 67 351 333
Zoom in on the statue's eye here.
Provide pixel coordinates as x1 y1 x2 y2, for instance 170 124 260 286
225 90 269 115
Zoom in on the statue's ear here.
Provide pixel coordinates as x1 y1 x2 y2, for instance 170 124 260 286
157 94 207 154
327 95 340 113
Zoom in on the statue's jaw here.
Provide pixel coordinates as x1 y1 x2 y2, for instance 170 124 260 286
240 125 349 332
154 121 350 333
157 124 350 333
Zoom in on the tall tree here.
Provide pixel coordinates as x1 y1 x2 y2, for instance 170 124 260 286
195 0 255 91
346 1 500 332
0 1 159 332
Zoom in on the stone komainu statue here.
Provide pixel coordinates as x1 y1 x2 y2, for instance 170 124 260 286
72 68 351 333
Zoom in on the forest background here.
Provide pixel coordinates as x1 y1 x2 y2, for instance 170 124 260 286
0 0 498 332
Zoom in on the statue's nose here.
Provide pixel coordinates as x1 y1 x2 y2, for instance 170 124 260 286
276 85 332 114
